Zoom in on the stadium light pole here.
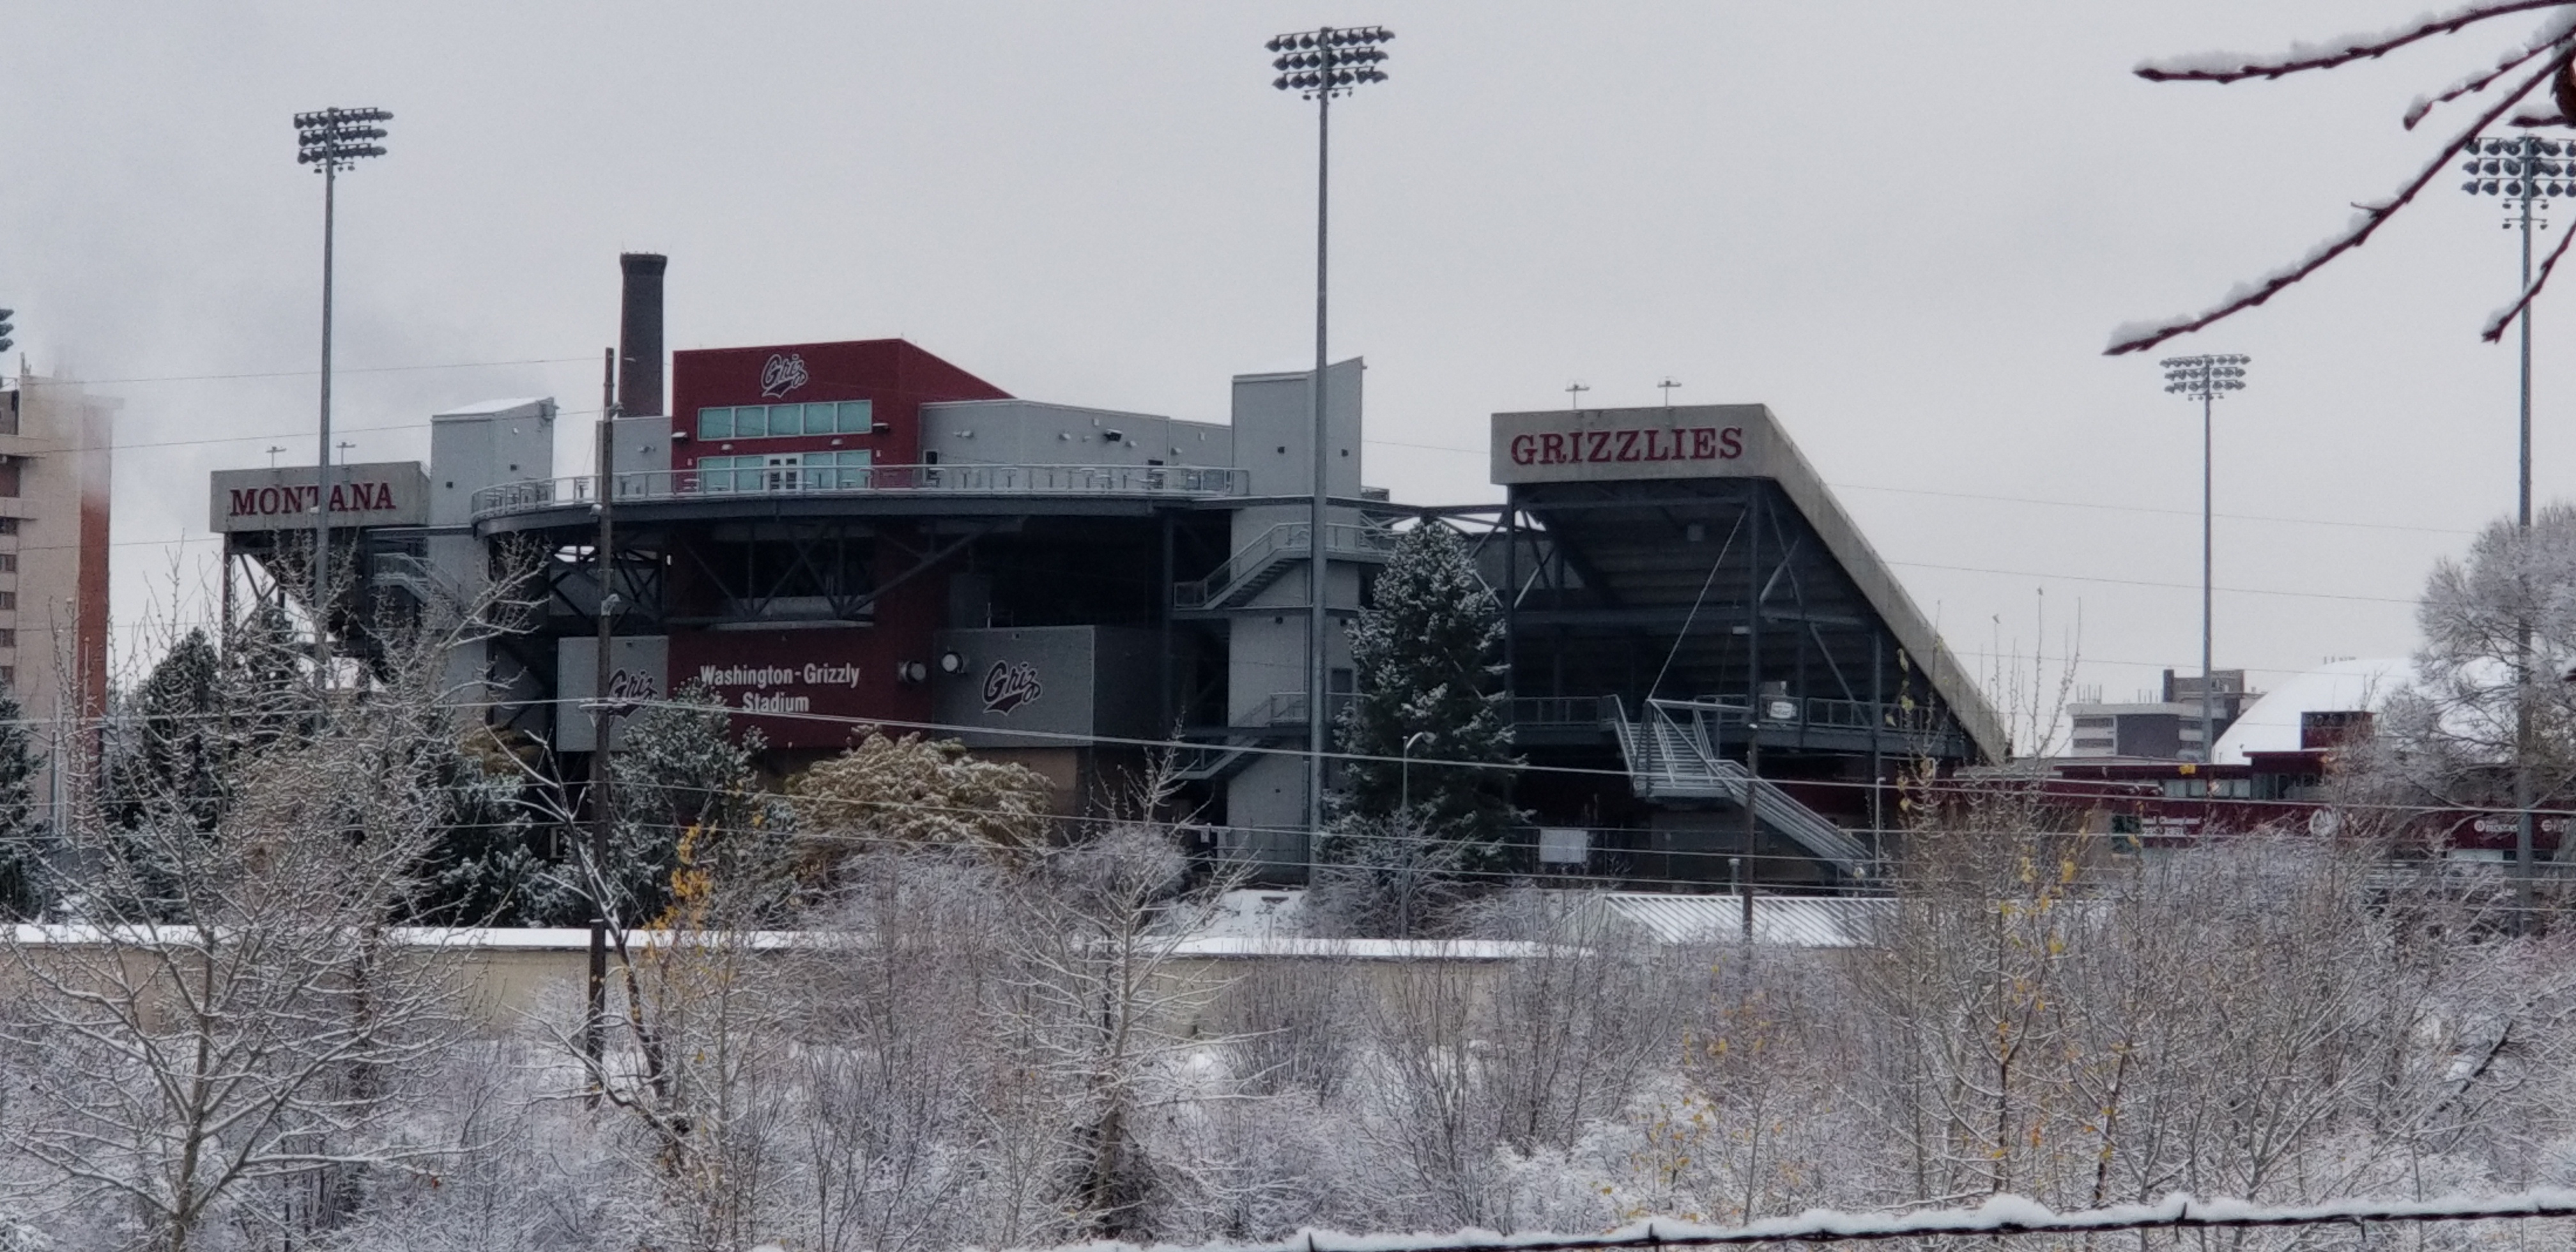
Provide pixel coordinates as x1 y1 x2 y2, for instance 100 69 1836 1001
2159 353 2248 767
2461 134 2564 927
1269 25 1391 862
293 105 391 693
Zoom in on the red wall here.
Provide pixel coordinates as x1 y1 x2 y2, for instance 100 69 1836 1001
668 339 1011 471
665 584 940 751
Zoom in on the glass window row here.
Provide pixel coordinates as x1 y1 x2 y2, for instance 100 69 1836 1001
699 400 876 440
697 450 877 493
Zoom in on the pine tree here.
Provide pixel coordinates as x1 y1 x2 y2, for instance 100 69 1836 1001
603 682 785 925
413 728 579 926
0 687 46 919
1333 523 1517 872
108 627 229 834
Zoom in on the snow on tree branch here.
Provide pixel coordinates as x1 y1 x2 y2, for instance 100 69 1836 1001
2106 46 2570 356
2404 13 2576 128
2483 210 2576 337
2136 0 2568 82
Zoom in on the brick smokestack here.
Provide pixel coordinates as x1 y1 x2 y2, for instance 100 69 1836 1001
617 253 666 417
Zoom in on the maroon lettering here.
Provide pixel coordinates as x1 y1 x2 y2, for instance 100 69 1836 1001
1614 430 1641 461
1584 431 1612 461
1690 428 1717 459
1719 426 1744 459
1510 433 1536 465
1538 432 1567 464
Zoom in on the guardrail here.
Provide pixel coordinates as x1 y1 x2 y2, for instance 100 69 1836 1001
1174 521 1402 609
1508 696 1608 728
470 463 1251 521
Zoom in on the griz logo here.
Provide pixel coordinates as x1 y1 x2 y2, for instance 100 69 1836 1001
605 666 660 712
981 662 1043 715
760 352 811 399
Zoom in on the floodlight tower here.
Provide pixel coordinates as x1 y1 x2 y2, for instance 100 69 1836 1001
2159 353 2249 766
2460 134 2565 928
293 105 391 690
1267 25 1392 857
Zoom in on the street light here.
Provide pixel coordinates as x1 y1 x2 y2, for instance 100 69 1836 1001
2462 134 2559 928
2460 134 2559 531
1268 25 1392 865
293 105 391 691
2159 353 2249 766
1399 729 1434 815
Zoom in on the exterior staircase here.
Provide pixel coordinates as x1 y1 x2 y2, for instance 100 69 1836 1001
1607 696 1872 878
1174 521 1400 611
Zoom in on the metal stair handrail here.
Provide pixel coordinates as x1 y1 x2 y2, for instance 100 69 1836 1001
1174 521 1402 609
1607 696 1870 876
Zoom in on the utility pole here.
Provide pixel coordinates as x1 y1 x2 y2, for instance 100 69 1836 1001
583 348 618 1101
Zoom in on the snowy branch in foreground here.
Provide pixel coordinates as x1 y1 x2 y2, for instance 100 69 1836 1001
2404 11 2576 128
2136 0 2568 82
2105 44 2570 356
1022 1186 2576 1252
2483 210 2576 337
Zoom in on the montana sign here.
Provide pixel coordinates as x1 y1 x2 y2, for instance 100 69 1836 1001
208 462 431 533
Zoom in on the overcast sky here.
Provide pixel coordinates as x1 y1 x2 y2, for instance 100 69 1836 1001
2 1 2561 735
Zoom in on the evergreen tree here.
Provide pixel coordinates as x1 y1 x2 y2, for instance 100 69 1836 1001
1333 523 1517 871
0 687 46 919
413 728 580 927
106 628 229 834
602 682 785 925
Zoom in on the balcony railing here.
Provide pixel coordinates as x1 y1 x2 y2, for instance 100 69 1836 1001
1173 521 1402 610
470 463 1250 521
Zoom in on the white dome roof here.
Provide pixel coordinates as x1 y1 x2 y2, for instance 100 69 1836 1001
2212 657 2414 765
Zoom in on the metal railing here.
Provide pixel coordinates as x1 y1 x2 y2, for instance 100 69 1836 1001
1174 521 1401 609
1248 691 1355 727
1508 696 1609 729
470 462 1250 520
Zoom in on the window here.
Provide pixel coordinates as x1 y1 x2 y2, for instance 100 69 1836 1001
699 400 877 441
0 592 17 610
0 629 15 648
0 463 21 498
0 554 18 573
0 518 21 535
698 450 874 493
2 668 15 689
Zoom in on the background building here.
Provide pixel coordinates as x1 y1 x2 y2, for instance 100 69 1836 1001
0 366 114 821
2067 668 2257 761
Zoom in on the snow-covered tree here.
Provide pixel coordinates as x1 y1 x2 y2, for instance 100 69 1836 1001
2114 7 2576 355
601 682 776 926
3 618 470 1251
1333 523 1516 873
413 726 579 926
2365 504 2576 814
785 729 1054 883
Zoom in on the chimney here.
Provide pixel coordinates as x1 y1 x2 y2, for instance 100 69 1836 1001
617 253 667 417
